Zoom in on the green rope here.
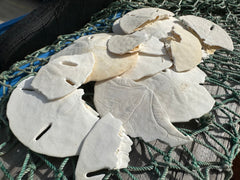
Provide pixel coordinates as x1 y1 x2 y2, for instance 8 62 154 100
0 0 239 179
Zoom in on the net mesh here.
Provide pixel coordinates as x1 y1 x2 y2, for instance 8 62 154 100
0 0 239 179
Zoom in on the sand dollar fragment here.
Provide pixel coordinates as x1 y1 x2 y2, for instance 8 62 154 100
75 113 132 180
169 25 202 72
7 77 99 157
107 31 149 55
180 15 234 51
94 77 192 146
120 8 174 34
138 69 215 123
32 53 95 100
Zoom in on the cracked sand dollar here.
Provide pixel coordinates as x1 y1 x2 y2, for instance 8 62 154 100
75 113 132 180
7 77 99 157
169 25 202 72
122 53 172 80
94 77 192 146
120 7 174 34
138 68 215 123
32 53 95 100
180 15 234 51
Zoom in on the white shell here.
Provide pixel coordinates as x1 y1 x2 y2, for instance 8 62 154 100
94 77 192 146
7 77 99 157
170 25 202 72
122 54 172 80
142 17 180 40
138 68 215 123
139 36 166 55
180 15 234 51
107 31 149 55
75 113 132 180
112 18 126 35
83 33 138 82
120 8 174 34
32 53 95 100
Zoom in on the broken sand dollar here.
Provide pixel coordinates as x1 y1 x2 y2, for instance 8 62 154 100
94 77 192 146
169 25 202 72
75 113 132 180
138 69 215 123
107 31 149 55
180 15 234 51
7 77 99 157
82 33 138 82
141 17 180 40
120 7 174 34
112 18 126 35
32 53 95 100
122 53 172 80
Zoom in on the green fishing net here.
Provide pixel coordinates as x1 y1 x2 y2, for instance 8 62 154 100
0 0 239 179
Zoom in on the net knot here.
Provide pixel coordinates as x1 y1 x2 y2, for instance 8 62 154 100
56 171 64 178
222 74 229 82
151 161 159 167
232 137 239 144
163 156 170 162
28 164 36 171
232 91 240 102
191 161 200 170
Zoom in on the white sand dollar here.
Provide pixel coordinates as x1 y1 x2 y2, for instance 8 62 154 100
122 53 172 80
120 7 174 34
138 69 215 123
180 15 234 51
7 77 99 157
94 77 192 146
32 53 95 100
169 25 202 72
75 113 132 180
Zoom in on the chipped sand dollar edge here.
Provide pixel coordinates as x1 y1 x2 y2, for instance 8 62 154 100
7 76 99 157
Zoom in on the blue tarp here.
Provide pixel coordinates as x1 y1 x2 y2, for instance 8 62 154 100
0 14 26 35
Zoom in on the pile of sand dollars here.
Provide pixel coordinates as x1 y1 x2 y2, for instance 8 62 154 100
6 8 233 180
